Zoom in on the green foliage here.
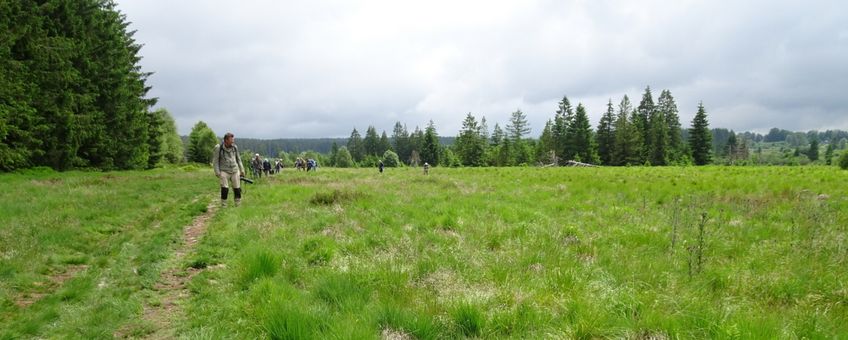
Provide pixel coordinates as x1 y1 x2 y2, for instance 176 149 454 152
839 151 848 169
569 103 597 163
421 120 441 166
333 146 354 168
346 128 365 163
613 95 641 165
0 0 157 171
363 126 380 157
155 109 184 164
455 113 487 166
187 121 217 164
807 139 819 162
689 102 712 165
382 150 400 167
596 100 616 165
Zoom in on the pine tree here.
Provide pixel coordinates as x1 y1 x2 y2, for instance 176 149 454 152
825 143 835 165
506 109 531 142
596 100 616 165
612 95 640 165
491 123 505 146
456 113 486 166
391 122 410 165
688 102 712 165
347 128 365 162
725 132 738 164
636 86 654 163
421 120 441 166
808 139 819 162
553 96 575 162
570 104 597 163
535 120 556 164
378 131 392 155
658 90 683 162
363 126 380 156
649 104 669 166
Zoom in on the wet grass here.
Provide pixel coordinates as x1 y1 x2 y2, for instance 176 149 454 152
185 165 848 338
2 165 847 338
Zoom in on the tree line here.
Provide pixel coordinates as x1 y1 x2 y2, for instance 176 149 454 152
0 0 183 171
325 87 714 168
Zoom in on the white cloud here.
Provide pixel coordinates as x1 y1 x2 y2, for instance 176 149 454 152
117 0 848 138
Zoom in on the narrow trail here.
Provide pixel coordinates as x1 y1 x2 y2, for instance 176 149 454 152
133 199 218 339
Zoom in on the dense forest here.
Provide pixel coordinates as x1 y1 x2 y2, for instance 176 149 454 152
0 0 182 171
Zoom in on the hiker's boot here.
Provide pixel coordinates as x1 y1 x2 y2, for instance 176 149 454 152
221 187 229 207
234 188 242 207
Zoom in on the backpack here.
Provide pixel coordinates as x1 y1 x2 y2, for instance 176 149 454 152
219 142 241 167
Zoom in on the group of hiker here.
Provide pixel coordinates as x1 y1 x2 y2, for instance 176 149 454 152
212 132 429 207
250 154 291 178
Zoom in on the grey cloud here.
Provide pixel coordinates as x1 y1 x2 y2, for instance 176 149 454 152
118 0 848 138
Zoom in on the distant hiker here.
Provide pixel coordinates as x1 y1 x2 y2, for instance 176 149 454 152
423 162 430 175
274 159 282 173
263 158 271 175
251 154 263 178
378 160 384 173
307 158 317 172
212 132 245 207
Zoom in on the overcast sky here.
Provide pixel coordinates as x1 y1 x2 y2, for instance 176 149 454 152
116 0 848 139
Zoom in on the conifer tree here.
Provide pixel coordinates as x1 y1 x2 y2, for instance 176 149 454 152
612 95 640 165
347 128 365 162
688 102 712 165
421 120 441 166
596 100 616 165
570 104 597 163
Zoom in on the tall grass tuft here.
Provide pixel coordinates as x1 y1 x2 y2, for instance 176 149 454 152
261 298 322 340
451 302 485 337
238 246 279 288
313 273 369 310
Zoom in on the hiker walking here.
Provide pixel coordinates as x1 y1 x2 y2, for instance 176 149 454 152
251 154 263 178
423 162 430 175
212 132 245 207
378 160 384 173
263 158 271 176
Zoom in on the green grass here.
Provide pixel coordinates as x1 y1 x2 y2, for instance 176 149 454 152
0 167 211 338
2 165 847 338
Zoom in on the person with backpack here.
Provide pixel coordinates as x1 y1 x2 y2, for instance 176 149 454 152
212 132 245 207
251 154 263 178
378 160 384 173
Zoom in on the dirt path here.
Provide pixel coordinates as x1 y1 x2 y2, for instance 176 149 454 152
132 200 218 339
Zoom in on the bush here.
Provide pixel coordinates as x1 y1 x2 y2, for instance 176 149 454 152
383 150 400 167
839 151 848 170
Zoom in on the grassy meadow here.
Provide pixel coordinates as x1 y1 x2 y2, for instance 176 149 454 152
1 165 847 338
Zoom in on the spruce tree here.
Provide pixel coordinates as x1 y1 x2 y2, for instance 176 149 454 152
596 100 616 165
688 102 712 165
456 113 485 166
612 95 639 165
554 96 575 161
347 128 365 162
378 131 392 155
363 126 380 156
571 104 597 163
825 143 835 165
636 86 654 163
421 120 441 166
391 122 410 165
491 123 505 146
808 139 819 162
535 120 556 164
658 90 683 162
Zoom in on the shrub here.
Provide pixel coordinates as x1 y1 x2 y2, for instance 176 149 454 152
383 150 400 167
839 151 848 170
